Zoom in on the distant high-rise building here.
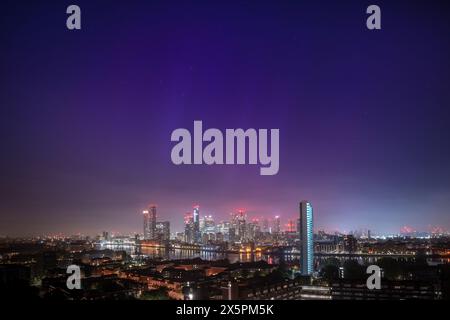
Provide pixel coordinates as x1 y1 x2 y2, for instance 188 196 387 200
143 210 150 239
199 217 205 232
193 205 200 243
228 227 236 243
273 216 281 234
156 221 170 242
216 221 229 237
262 218 269 233
245 221 255 241
143 205 157 240
203 215 215 234
299 200 314 276
150 205 157 239
184 212 194 244
102 231 110 241
230 212 238 237
175 232 184 242
235 210 247 241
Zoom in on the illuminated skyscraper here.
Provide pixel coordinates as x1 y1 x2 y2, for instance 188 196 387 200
156 221 170 242
184 212 194 244
299 200 314 275
193 205 200 243
203 215 215 233
273 215 281 234
235 210 247 241
149 205 157 239
247 218 259 241
143 210 150 239
143 205 157 240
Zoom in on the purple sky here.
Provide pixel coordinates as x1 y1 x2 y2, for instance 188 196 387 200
1 0 450 236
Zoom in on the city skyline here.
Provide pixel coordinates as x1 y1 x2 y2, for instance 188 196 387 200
1 0 450 237
1 200 448 238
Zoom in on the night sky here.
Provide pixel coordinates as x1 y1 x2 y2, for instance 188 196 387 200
1 0 450 236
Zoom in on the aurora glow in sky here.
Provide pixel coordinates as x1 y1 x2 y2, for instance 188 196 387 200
1 0 450 236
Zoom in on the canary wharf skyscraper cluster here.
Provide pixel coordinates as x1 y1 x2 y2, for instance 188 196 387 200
144 200 315 275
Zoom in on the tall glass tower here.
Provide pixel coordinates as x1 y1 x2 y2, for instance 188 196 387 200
143 209 150 239
143 205 157 240
193 205 200 243
299 201 314 275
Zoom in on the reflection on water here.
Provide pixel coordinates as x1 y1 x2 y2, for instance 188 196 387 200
97 244 278 264
97 245 444 267
140 247 276 264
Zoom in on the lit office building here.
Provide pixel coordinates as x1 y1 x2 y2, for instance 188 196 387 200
193 205 200 243
201 215 215 234
246 220 259 241
143 205 157 240
184 212 194 244
143 210 150 239
273 215 281 234
156 221 170 242
233 210 247 241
